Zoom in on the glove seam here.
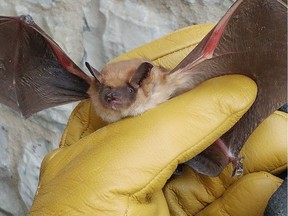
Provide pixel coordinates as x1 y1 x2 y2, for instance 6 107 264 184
78 100 93 139
270 164 287 175
274 110 287 119
151 44 198 63
60 100 87 147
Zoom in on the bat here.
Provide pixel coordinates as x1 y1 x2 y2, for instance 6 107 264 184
85 59 170 123
0 0 286 177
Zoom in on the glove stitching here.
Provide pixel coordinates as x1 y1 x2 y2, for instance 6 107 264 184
150 43 198 63
79 100 92 139
60 100 86 148
274 110 288 118
270 164 287 174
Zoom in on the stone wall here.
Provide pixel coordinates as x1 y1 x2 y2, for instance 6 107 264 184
0 0 234 215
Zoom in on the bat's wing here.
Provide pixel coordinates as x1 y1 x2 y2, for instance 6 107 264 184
171 0 287 176
0 15 91 118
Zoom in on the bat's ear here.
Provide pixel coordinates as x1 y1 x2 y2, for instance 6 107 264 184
130 62 153 88
85 62 102 83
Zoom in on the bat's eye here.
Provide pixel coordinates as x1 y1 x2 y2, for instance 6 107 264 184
103 86 112 91
128 86 134 93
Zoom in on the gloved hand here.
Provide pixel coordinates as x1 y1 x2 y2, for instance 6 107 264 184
164 109 287 216
29 24 287 216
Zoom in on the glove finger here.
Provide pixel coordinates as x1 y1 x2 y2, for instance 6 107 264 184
240 111 287 175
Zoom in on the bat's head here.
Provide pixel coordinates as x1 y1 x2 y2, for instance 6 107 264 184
86 59 154 122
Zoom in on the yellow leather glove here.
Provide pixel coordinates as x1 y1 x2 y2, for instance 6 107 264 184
164 110 287 216
29 25 287 215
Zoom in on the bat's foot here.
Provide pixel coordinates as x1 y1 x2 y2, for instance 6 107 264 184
230 156 245 177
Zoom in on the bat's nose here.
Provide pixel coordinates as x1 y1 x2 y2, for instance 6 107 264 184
105 91 120 103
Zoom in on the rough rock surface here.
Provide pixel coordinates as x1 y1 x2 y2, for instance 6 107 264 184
0 0 234 215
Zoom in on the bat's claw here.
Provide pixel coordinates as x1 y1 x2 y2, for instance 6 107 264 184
230 156 245 177
20 15 34 25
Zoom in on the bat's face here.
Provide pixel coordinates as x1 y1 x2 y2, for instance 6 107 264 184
98 83 137 110
98 59 153 111
87 59 154 122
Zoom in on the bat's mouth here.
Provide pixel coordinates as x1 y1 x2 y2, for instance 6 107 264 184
109 99 123 110
103 97 125 111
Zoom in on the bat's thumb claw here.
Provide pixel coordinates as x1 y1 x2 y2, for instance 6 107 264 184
231 156 245 177
20 15 34 25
